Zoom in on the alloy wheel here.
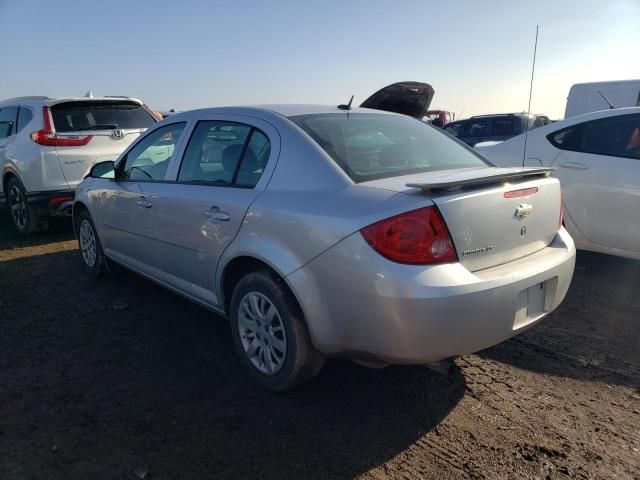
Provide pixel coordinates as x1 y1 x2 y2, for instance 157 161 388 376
9 185 28 231
237 291 287 375
79 219 97 267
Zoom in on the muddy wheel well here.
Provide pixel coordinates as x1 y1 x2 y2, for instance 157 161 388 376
71 202 88 233
221 257 285 314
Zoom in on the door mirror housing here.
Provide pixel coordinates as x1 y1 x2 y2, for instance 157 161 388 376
89 161 116 179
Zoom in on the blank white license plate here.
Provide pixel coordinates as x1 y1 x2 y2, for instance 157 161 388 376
526 282 546 317
514 279 553 329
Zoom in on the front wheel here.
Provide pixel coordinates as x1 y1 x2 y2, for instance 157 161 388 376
76 209 107 276
230 271 324 391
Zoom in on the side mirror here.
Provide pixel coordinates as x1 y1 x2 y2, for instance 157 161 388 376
89 161 116 179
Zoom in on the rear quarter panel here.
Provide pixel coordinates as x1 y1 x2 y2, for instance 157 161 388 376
217 184 435 286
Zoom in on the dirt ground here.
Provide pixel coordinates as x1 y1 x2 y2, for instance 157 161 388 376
1 212 639 480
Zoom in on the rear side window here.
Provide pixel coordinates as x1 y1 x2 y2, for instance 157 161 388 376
548 125 584 150
0 107 19 138
290 113 488 182
547 114 640 159
17 107 34 133
443 122 462 137
464 119 490 137
178 121 270 188
51 101 156 132
581 114 640 159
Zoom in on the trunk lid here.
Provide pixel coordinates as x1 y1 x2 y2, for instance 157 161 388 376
360 81 435 119
361 167 561 271
49 100 156 188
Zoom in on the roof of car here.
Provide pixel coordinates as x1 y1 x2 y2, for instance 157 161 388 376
470 112 537 119
166 104 397 121
0 96 144 107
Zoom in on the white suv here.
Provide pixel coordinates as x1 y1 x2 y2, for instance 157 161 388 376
0 96 157 233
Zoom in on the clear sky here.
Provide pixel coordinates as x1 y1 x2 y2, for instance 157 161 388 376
1 0 638 119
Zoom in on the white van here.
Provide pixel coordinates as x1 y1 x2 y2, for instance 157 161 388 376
565 80 640 118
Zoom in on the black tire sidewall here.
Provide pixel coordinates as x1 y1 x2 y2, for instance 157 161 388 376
229 271 316 391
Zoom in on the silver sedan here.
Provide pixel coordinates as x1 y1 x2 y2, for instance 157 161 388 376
73 104 576 390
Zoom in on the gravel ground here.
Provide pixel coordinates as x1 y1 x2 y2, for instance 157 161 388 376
1 212 639 479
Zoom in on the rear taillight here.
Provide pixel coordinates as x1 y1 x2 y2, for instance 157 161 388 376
30 106 92 147
361 206 457 265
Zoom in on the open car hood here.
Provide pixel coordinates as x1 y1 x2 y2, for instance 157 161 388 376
360 81 434 119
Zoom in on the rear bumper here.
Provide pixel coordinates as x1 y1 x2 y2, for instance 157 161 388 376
287 227 576 364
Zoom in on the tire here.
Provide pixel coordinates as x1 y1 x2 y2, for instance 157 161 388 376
230 270 324 391
76 209 107 277
5 177 49 234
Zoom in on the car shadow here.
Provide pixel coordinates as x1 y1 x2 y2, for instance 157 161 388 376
0 249 466 479
0 210 75 250
480 251 640 390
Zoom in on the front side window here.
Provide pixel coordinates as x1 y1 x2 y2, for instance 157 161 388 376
178 121 270 188
0 107 19 139
493 118 515 135
121 122 186 181
291 113 488 182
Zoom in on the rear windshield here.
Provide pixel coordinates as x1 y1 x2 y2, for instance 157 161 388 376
290 113 488 182
51 101 156 132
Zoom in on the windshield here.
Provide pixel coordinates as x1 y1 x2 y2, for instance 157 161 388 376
51 101 157 132
291 113 488 182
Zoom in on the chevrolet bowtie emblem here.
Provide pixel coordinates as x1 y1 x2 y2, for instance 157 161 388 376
515 203 533 219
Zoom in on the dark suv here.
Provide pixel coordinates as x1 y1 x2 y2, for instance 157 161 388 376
443 113 551 147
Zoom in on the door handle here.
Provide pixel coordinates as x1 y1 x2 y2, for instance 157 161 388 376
205 206 231 222
136 196 153 208
558 161 589 170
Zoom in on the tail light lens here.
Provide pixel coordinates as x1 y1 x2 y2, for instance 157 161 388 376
361 206 457 265
30 106 93 147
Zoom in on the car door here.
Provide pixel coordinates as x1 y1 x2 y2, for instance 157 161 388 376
147 114 279 307
549 113 640 253
98 122 188 272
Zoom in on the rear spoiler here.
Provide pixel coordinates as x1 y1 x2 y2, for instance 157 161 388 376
406 167 554 192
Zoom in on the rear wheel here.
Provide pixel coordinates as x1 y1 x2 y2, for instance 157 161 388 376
76 209 107 276
6 177 48 234
230 271 324 391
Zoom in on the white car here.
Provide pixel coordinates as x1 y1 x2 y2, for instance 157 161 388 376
477 107 640 260
0 96 157 234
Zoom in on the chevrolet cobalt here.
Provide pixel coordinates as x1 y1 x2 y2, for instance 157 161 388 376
73 105 575 390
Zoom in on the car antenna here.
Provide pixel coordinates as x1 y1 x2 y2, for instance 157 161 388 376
522 25 540 167
338 95 354 110
597 91 616 109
